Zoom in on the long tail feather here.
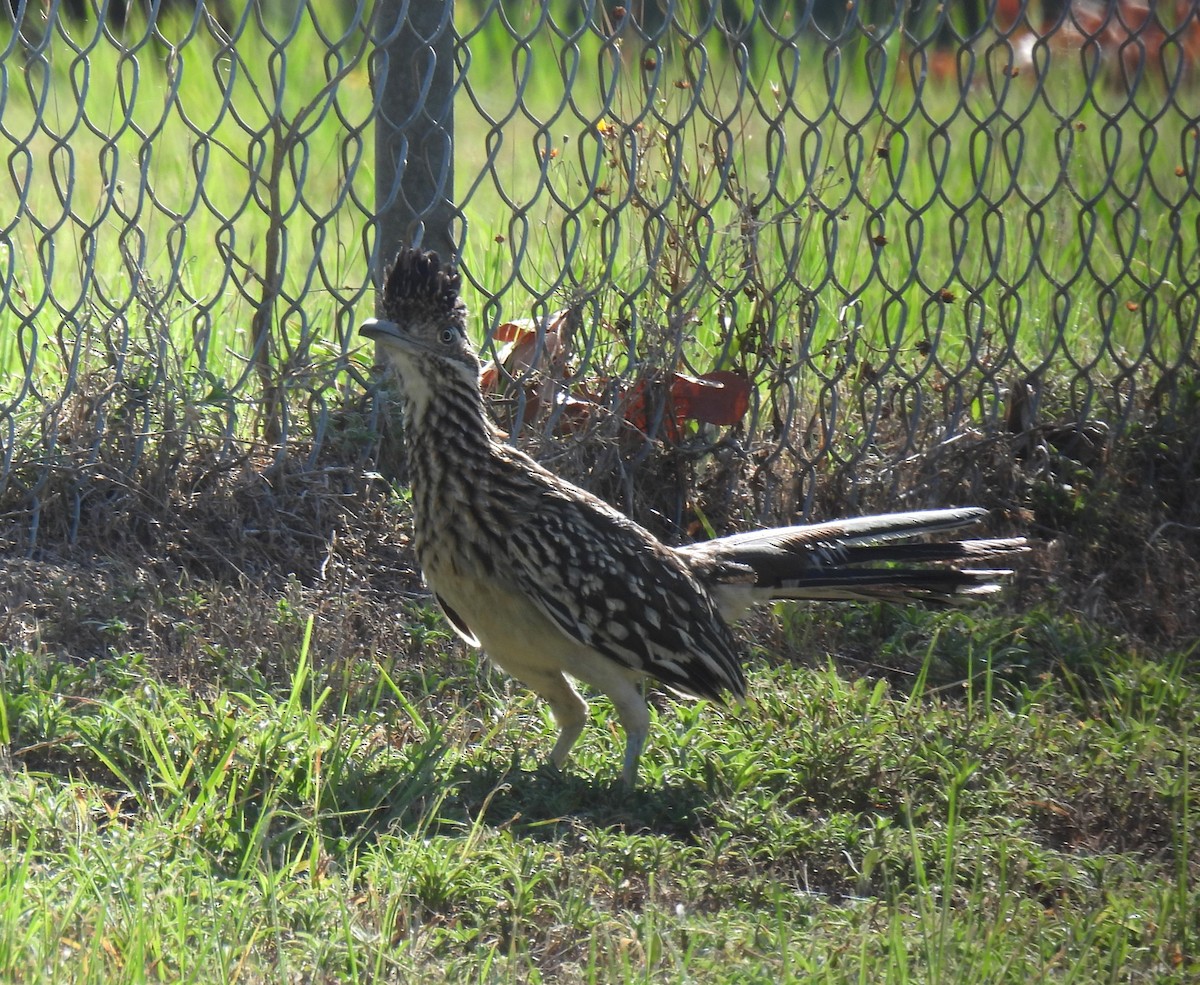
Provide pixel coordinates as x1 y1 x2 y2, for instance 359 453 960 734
678 508 1028 618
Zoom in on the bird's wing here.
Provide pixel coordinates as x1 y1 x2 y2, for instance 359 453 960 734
502 485 746 702
435 593 481 646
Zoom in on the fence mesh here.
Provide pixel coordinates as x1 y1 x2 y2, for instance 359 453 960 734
1 0 1198 552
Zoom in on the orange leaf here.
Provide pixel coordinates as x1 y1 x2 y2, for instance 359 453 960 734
493 321 528 343
621 371 751 442
670 370 751 426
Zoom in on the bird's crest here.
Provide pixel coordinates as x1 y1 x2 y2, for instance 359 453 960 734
380 248 466 327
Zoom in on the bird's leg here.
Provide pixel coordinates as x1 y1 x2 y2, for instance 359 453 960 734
535 668 651 785
524 670 587 772
618 679 652 787
595 676 651 788
548 712 586 771
621 725 648 788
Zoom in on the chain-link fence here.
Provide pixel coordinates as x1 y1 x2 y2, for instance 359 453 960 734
1 0 1197 551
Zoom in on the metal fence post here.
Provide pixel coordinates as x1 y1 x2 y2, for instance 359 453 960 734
373 0 456 275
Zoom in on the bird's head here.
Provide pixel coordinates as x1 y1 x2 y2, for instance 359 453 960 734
360 249 482 412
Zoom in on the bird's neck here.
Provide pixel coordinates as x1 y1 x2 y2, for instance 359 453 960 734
404 372 499 484
402 372 509 573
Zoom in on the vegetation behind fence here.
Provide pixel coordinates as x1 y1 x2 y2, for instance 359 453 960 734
0 0 1197 552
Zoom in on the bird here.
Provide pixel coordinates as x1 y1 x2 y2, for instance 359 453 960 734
361 248 1028 787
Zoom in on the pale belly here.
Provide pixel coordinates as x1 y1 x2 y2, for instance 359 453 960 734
428 562 575 672
424 560 645 691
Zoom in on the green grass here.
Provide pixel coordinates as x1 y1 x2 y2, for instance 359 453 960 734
450 4 1198 411
1 602 1196 983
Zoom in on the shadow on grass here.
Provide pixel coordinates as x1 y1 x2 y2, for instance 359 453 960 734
436 759 714 841
314 751 716 855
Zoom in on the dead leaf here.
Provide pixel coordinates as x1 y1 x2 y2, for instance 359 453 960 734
622 370 751 441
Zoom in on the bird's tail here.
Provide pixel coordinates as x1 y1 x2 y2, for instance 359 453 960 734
679 507 1027 616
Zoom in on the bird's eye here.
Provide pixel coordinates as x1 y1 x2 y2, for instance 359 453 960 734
439 328 456 345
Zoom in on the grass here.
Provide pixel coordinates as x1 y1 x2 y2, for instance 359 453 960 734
1 598 1196 983
452 2 1199 405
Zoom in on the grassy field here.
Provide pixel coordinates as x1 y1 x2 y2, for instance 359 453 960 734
2 586 1197 983
1 2 1199 983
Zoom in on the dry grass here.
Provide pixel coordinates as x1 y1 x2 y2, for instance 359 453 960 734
2 343 1198 678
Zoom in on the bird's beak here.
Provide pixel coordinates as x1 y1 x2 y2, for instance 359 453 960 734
359 317 402 341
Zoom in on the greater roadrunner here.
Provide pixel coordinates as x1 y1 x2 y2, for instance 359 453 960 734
362 248 1027 786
